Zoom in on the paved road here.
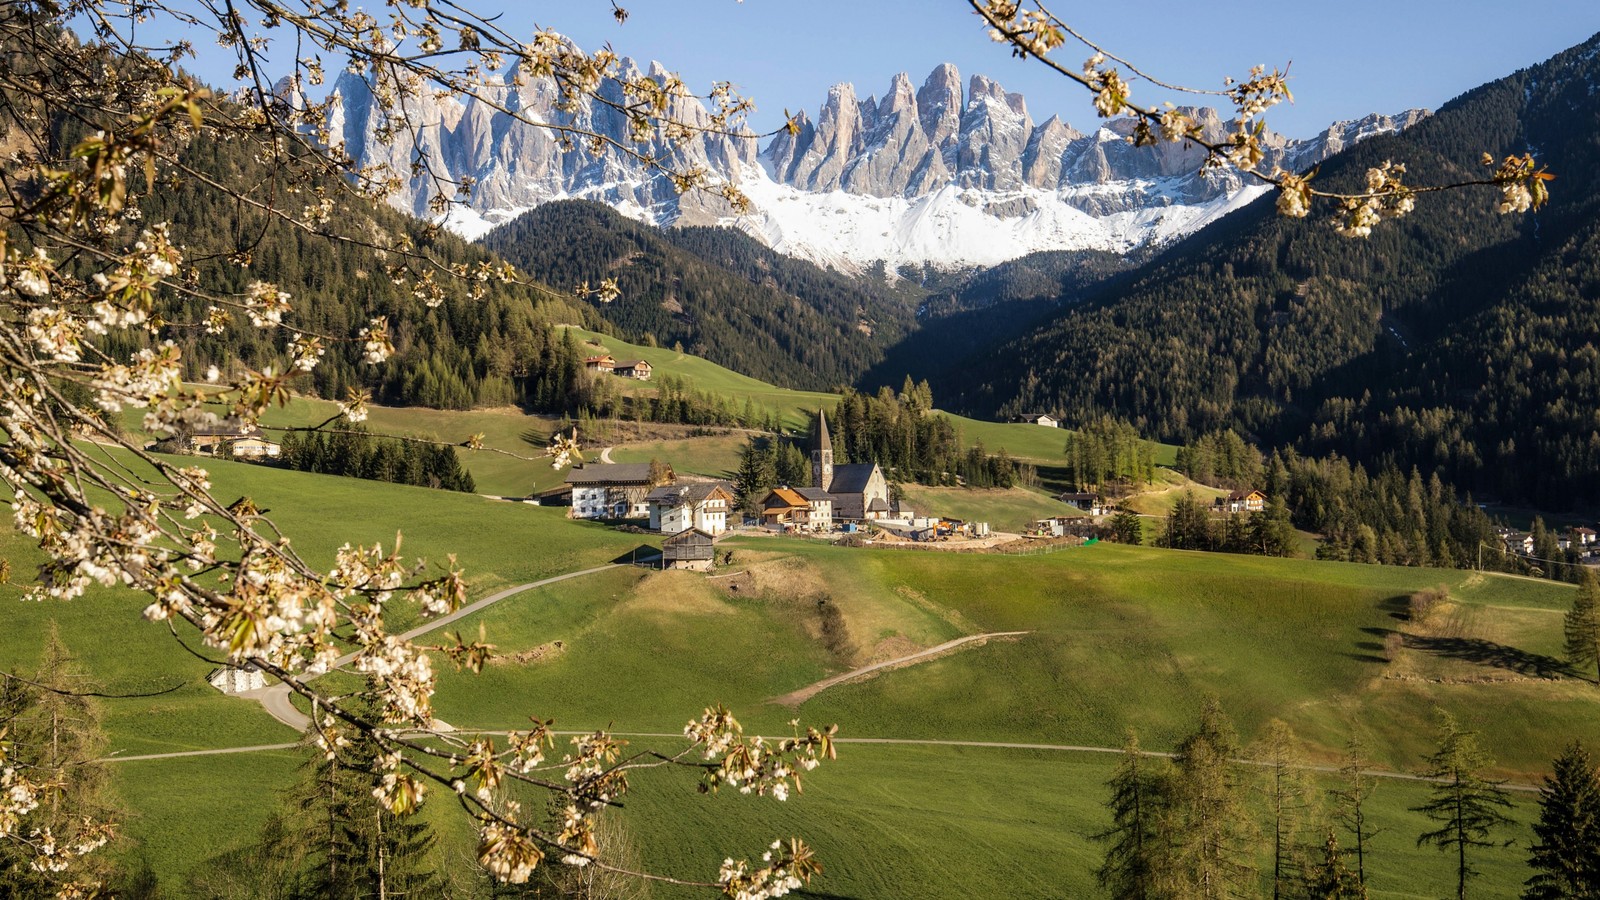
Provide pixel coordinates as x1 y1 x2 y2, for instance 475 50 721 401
246 561 643 732
770 631 1031 706
107 728 1541 792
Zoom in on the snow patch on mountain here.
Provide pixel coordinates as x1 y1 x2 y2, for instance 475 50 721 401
721 163 1270 273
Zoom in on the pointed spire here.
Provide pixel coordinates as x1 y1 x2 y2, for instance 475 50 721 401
813 408 832 453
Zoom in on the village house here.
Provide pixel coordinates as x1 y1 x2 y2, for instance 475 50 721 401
564 462 670 519
583 355 616 374
758 486 834 531
206 664 266 694
810 410 889 521
1506 531 1535 556
1014 413 1059 428
612 359 653 380
1058 491 1105 516
1216 490 1266 514
647 480 735 535
1573 527 1597 549
181 422 281 460
661 528 716 571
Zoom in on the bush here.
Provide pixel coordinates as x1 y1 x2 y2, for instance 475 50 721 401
1409 584 1450 624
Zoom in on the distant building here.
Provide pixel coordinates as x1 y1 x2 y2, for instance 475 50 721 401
1058 492 1105 515
564 463 669 519
647 481 735 535
1015 413 1059 428
207 664 266 694
182 421 280 459
584 355 616 373
810 410 888 521
662 528 717 571
612 359 653 380
1216 490 1266 514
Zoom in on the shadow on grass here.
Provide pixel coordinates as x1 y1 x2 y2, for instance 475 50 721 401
1340 626 1396 664
612 545 662 567
1403 634 1571 678
1378 594 1412 621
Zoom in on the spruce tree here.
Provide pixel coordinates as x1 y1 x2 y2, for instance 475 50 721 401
1095 729 1173 899
1523 741 1600 900
1412 710 1514 900
1307 831 1368 900
1565 569 1600 683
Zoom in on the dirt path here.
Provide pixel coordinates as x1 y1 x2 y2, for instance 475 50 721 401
769 631 1030 706
598 446 614 463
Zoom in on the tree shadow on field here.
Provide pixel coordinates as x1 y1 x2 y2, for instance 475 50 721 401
1343 625 1395 664
1403 634 1572 679
1377 594 1411 621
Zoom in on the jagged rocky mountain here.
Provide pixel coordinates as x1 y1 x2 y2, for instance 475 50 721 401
328 48 1424 272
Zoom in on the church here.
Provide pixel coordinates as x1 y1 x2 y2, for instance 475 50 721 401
810 409 890 521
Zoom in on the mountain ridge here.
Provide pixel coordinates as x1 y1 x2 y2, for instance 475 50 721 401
326 50 1424 273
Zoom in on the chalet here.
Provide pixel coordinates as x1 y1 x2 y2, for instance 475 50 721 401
583 355 616 374
183 422 281 460
810 410 889 521
647 480 735 535
564 463 670 519
1017 413 1059 428
662 528 716 571
612 359 653 380
1058 492 1105 515
758 486 834 532
1216 490 1266 514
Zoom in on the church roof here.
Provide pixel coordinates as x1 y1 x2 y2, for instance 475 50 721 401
828 463 879 495
811 409 832 453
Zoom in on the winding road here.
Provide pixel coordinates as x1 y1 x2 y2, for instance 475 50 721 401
241 561 640 732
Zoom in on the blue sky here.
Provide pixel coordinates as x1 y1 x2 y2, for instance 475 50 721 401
157 1 1600 139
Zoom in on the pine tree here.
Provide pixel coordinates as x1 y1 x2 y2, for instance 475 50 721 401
1169 697 1256 899
1413 710 1515 900
1523 741 1600 900
1095 729 1173 899
1565 569 1600 683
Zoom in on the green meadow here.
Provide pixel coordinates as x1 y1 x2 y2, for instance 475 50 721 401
2 457 1592 896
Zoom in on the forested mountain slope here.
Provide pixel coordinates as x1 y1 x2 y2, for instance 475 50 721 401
957 32 1600 509
482 201 916 391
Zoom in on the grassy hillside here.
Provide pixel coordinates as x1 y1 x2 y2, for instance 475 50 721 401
4 454 1587 896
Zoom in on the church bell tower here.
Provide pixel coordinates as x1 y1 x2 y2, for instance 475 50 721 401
811 409 833 490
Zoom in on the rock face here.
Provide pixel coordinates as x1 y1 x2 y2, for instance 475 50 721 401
328 46 1425 271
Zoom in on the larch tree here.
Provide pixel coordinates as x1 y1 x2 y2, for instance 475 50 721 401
1255 719 1318 900
1412 710 1514 900
1169 697 1256 899
1329 736 1380 891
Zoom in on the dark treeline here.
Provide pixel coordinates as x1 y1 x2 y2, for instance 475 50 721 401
1159 489 1300 558
829 381 1034 490
482 200 915 392
278 428 476 493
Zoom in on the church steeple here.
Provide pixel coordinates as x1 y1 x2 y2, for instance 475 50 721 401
811 409 834 490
